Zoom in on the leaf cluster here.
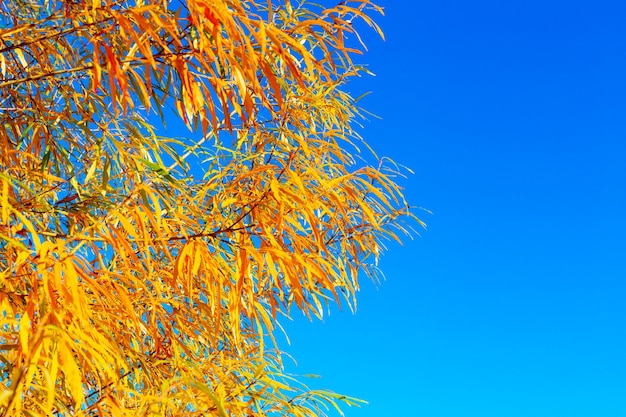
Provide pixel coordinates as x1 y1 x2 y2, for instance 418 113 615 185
0 1 419 416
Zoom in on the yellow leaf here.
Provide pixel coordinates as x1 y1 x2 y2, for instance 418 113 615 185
270 178 280 200
19 314 29 356
47 347 59 409
14 48 27 67
11 207 41 250
220 197 237 208
59 341 84 406
1 178 8 224
84 158 98 183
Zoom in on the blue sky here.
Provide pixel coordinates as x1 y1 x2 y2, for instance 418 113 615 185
279 1 626 416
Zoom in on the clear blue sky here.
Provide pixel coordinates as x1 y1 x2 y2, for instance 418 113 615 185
279 1 626 416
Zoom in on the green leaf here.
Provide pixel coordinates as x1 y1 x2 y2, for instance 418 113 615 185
137 158 175 183
101 155 111 196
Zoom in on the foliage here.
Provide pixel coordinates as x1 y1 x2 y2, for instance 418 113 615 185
0 0 417 415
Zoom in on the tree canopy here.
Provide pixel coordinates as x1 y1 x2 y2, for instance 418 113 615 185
0 0 417 416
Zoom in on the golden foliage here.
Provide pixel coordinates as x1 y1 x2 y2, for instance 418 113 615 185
0 0 417 415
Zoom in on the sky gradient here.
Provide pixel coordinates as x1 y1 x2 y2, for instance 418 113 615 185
279 1 626 416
